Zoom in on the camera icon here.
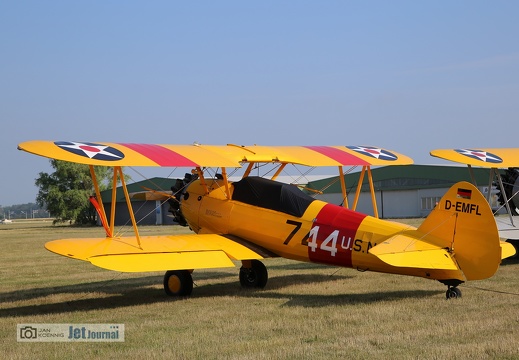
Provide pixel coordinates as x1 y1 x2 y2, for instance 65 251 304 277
19 326 37 339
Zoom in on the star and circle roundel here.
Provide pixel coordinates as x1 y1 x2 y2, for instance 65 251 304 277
454 149 502 164
54 141 125 161
346 146 398 161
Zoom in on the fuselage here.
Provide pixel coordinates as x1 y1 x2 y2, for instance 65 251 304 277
180 177 459 281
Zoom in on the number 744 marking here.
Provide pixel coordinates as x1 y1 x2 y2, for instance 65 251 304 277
283 220 354 257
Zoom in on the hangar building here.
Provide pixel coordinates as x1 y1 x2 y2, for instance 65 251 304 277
100 164 501 225
307 164 501 218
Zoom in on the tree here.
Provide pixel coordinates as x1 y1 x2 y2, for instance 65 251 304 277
35 160 119 225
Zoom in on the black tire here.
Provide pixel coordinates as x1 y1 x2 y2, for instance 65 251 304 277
445 287 461 299
239 260 268 288
163 270 193 296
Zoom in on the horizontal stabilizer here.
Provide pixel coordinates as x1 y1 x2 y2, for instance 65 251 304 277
369 234 459 271
501 241 516 259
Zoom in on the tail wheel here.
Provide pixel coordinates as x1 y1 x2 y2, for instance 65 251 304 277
164 270 193 296
239 260 268 288
445 287 462 299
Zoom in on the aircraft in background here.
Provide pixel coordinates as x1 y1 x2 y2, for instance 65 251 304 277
18 141 516 299
430 148 519 246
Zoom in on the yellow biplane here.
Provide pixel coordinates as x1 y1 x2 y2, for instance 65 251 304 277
18 141 516 299
431 148 519 246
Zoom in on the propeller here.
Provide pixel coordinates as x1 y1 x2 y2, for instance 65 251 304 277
168 173 197 226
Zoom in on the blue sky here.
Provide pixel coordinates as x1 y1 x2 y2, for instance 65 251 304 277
1 1 519 206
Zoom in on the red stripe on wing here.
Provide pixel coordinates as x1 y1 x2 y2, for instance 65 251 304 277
120 143 198 167
305 146 370 166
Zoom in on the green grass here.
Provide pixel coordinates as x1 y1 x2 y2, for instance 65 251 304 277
1 220 519 359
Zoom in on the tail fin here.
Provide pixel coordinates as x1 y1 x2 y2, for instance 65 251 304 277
418 181 501 280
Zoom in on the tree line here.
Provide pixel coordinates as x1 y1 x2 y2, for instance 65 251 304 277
3 160 126 224
0 203 48 220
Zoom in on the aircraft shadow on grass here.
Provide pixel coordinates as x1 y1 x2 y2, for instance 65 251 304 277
501 256 519 266
0 271 233 306
273 289 442 308
0 272 441 318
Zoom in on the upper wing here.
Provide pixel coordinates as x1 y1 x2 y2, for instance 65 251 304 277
203 144 413 166
430 148 519 168
45 234 271 272
18 141 413 167
17 141 242 167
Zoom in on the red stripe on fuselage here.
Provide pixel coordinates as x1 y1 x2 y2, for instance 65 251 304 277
305 146 370 166
120 144 198 167
308 204 367 267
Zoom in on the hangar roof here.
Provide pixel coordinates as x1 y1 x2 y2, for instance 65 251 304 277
100 177 177 203
306 164 499 194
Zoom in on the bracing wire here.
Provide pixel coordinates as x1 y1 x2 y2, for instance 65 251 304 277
111 166 185 237
461 284 519 296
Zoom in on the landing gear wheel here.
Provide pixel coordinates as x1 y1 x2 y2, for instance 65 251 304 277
239 260 268 288
164 270 193 296
445 287 462 299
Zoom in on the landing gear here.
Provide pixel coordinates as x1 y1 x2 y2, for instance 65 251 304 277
445 286 462 299
239 260 268 288
163 270 193 296
440 279 463 300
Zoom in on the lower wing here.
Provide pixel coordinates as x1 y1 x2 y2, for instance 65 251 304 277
45 234 274 272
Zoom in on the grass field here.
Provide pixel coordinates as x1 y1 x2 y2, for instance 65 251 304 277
1 220 519 359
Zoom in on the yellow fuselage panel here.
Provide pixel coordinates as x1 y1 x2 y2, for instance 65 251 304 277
227 201 323 262
184 180 463 281
181 179 231 234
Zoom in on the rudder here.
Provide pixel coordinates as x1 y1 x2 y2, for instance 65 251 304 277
418 181 501 281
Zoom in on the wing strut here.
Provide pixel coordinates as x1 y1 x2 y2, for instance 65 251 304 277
116 166 142 248
110 168 118 236
221 167 231 199
492 167 515 227
195 167 209 194
352 167 365 211
243 162 254 178
338 166 349 209
89 165 112 238
271 163 287 181
467 165 514 227
469 165 515 227
367 166 379 218
348 166 379 218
